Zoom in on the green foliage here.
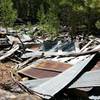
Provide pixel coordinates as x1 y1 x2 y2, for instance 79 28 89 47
0 0 17 27
1 0 100 36
37 3 60 38
59 0 100 35
95 20 100 29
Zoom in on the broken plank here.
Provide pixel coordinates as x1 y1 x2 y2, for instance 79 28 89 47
79 40 94 52
0 44 19 61
74 39 80 53
44 48 100 57
18 54 43 68
33 54 95 99
21 51 42 59
44 45 100 57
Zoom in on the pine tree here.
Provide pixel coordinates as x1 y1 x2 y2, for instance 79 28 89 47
0 0 17 33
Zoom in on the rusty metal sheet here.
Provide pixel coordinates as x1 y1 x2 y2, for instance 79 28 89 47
19 58 100 95
20 59 100 89
18 67 59 78
35 60 72 72
18 60 72 78
33 55 95 99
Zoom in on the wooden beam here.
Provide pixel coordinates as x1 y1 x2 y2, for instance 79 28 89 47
0 44 19 61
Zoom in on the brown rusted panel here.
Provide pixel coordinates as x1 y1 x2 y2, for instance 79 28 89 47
18 60 72 78
35 60 72 72
18 67 59 78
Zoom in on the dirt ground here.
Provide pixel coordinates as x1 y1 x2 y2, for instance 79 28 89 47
0 61 20 91
0 61 43 100
0 61 14 84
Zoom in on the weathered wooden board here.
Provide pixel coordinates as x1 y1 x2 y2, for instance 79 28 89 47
0 44 19 60
21 51 42 59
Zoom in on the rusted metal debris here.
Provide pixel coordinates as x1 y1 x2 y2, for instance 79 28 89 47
18 60 72 78
14 38 100 99
20 56 100 89
16 53 100 100
20 69 100 90
32 55 95 99
0 30 100 100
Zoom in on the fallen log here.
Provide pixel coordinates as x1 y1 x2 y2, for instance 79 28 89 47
0 44 19 61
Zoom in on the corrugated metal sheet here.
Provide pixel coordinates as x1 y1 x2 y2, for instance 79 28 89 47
18 60 72 78
35 60 72 72
70 69 100 88
33 55 95 99
20 59 100 89
19 67 59 78
20 69 100 89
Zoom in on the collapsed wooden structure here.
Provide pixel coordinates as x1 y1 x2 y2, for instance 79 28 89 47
0 32 100 100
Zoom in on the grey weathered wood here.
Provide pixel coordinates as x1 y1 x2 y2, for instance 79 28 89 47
80 40 94 52
21 51 42 59
0 44 19 60
44 48 100 57
18 54 43 68
33 54 95 99
74 39 80 53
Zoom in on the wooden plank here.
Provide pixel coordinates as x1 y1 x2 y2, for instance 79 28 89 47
79 40 94 52
18 54 43 68
44 45 100 58
33 54 95 99
21 51 42 59
74 39 80 53
44 48 100 58
0 44 19 60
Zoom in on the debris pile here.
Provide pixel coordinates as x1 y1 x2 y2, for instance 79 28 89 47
0 28 100 100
